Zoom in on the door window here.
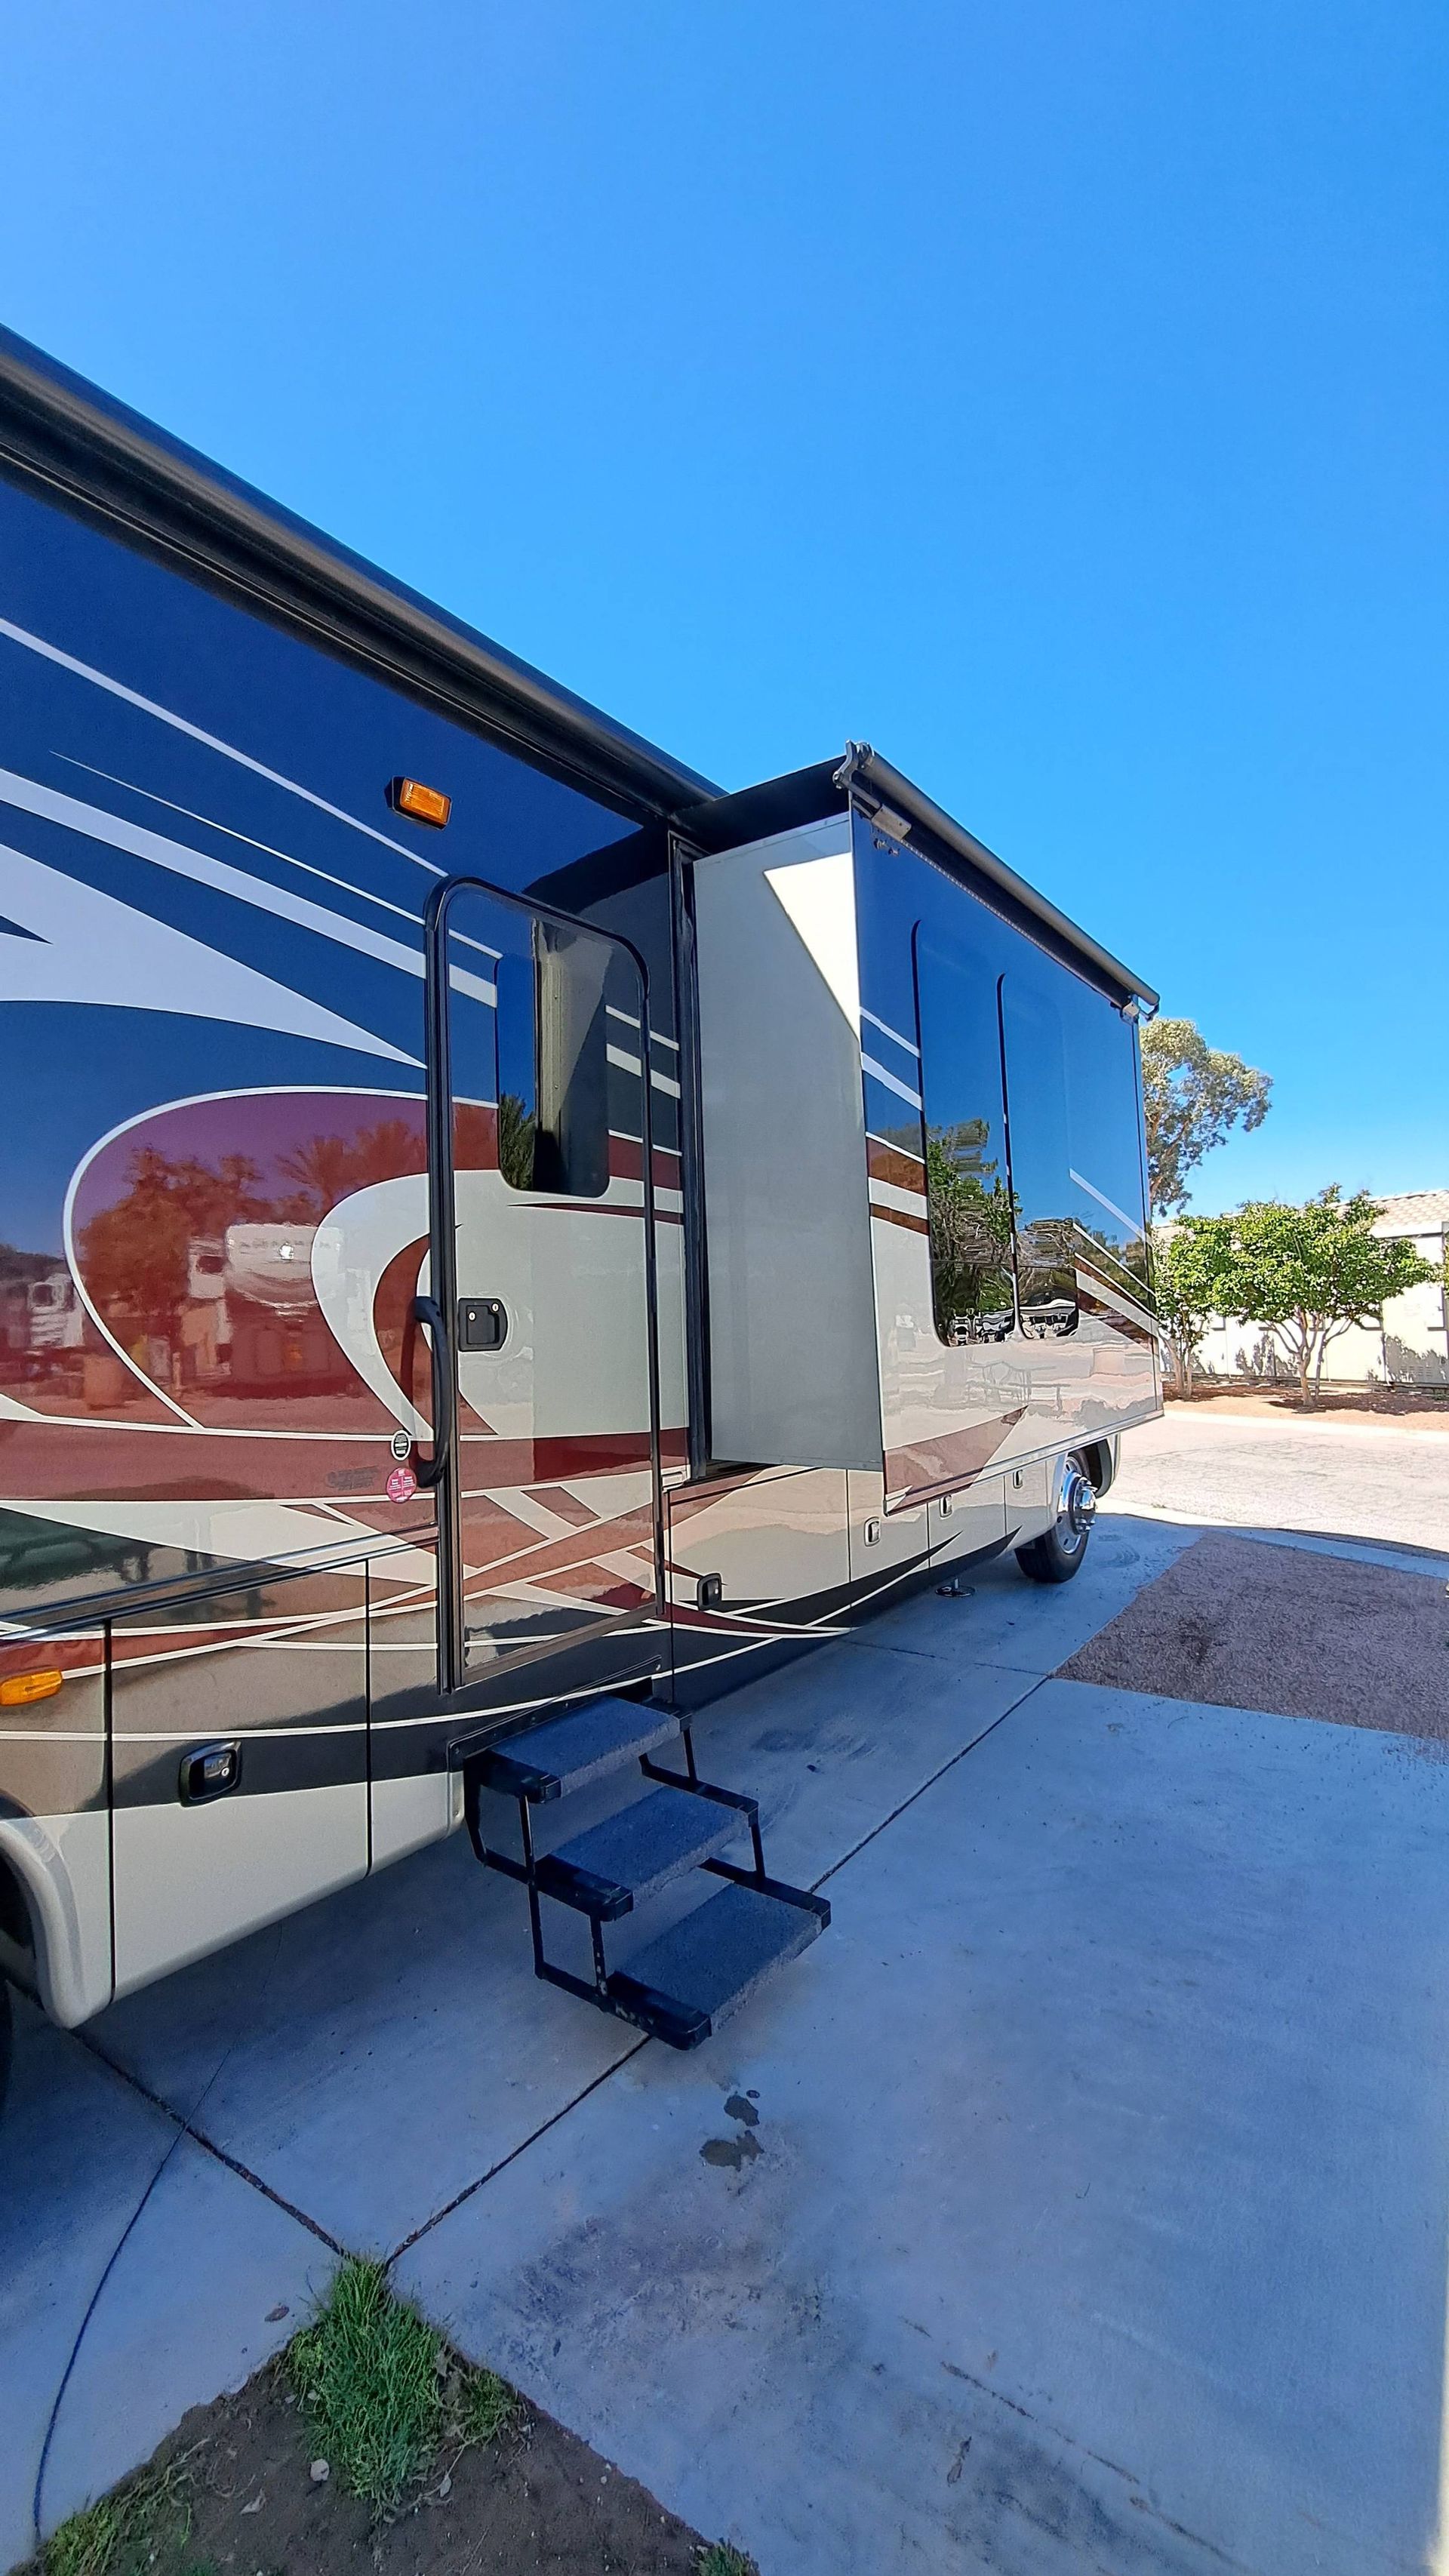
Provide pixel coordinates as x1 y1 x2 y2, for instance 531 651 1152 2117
494 924 611 1199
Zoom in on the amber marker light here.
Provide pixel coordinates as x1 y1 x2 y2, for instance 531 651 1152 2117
0 1668 63 1707
389 777 452 828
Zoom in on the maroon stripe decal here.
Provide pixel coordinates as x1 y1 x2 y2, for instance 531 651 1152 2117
866 1134 927 1191
884 1408 1026 1504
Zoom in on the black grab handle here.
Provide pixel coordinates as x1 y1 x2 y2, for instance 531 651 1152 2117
411 1293 452 1490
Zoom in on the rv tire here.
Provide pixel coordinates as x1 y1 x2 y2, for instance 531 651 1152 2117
1015 1453 1096 1585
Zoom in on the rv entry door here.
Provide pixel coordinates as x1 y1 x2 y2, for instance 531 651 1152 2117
418 880 666 1702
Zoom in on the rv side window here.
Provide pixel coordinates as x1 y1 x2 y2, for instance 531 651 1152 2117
494 922 611 1199
912 928 1016 1346
999 975 1080 1339
1058 983 1152 1309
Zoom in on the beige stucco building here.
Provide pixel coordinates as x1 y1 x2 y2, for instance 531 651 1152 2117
1192 1190 1449 1389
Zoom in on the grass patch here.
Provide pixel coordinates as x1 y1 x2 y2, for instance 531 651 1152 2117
698 2550 758 2576
41 2458 204 2576
457 2366 516 2449
288 2260 441 2510
287 2257 516 2513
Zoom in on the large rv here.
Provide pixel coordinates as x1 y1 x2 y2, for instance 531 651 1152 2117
0 328 1160 2104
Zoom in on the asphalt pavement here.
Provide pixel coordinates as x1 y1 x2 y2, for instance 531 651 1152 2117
1112 1402 1449 1556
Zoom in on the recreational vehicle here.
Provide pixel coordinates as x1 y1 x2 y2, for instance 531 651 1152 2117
0 328 1160 2108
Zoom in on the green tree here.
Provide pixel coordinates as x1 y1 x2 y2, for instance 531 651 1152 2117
79 1149 266 1337
924 1122 1014 1336
1218 1187 1434 1407
1141 1017 1272 1216
1152 1214 1238 1394
496 1091 537 1192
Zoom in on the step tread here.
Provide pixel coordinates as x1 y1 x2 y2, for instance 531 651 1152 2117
535 1786 737 1917
606 1883 827 2045
474 1697 681 1802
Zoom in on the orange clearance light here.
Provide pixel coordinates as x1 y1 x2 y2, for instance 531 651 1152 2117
390 776 452 828
0 1667 63 1707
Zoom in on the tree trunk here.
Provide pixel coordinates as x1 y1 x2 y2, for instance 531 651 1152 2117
1297 1318 1312 1408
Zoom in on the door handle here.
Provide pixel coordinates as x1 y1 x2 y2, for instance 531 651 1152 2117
411 1293 452 1490
457 1296 506 1352
180 1740 242 1805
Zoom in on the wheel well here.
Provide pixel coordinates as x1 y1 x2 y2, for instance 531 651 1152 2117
0 1849 35 1956
1079 1439 1115 1497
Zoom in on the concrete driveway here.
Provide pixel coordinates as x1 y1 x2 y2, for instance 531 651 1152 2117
3 1420 1447 2574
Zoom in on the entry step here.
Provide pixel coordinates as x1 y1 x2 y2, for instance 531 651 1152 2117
534 1785 741 1919
466 1696 681 1805
607 1882 830 2048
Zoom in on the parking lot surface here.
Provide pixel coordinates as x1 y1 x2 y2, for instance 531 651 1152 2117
1114 1402 1449 1553
3 1415 1447 2574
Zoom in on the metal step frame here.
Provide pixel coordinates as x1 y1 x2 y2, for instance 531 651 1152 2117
456 1696 827 2047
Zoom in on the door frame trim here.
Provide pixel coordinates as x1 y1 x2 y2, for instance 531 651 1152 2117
421 873 666 1697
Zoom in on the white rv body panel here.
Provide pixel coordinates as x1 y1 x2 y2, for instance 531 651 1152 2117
667 1465 851 1618
0 1810 112 2027
110 1781 370 1999
844 1468 930 1590
693 821 881 1473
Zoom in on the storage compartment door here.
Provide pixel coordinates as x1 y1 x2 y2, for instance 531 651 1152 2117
109 1564 368 1998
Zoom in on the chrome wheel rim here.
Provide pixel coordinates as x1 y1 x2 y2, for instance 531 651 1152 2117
1057 1459 1097 1557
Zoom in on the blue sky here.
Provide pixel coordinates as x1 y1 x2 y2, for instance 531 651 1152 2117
2 2 1444 1211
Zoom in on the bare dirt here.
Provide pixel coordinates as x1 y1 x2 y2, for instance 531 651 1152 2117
1058 1532 1449 1735
22 2358 715 2576
1165 1382 1449 1426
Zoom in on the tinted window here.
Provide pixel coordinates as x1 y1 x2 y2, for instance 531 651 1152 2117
913 928 1016 1345
495 920 610 1198
1000 975 1079 1338
1060 983 1151 1305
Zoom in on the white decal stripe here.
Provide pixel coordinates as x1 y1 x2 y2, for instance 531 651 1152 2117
605 1042 682 1100
0 837 411 1067
860 1006 920 1059
0 1493 437 1584
0 615 446 874
1075 1265 1157 1334
869 1176 928 1217
0 766 494 1011
861 1053 923 1109
606 1005 680 1053
57 756 435 934
1069 1166 1144 1239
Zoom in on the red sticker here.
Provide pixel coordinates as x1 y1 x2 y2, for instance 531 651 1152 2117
386 1465 418 1504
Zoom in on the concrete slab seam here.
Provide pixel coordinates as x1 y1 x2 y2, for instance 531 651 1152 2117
812 1675 1045 1893
384 1677 1047 2267
384 2036 649 2267
75 2030 346 2257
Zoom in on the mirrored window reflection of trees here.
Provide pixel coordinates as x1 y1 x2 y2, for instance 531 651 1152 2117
914 926 1155 1352
75 1107 428 1410
999 977 1081 1340
912 931 1016 1345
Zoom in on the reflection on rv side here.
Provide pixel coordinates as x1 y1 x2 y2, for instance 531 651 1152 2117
0 329 1163 2087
